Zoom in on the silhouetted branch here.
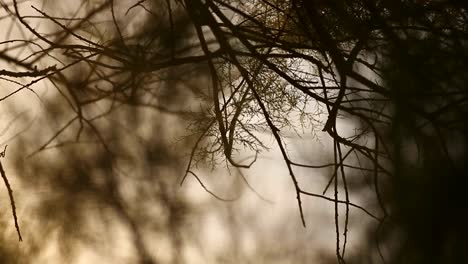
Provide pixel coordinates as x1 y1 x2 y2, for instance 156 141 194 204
0 159 22 241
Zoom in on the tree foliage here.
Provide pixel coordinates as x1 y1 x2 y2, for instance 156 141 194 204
0 0 467 263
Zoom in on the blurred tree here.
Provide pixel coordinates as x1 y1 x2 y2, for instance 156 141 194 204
0 0 467 263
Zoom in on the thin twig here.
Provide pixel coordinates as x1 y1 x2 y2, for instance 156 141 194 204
0 160 22 241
